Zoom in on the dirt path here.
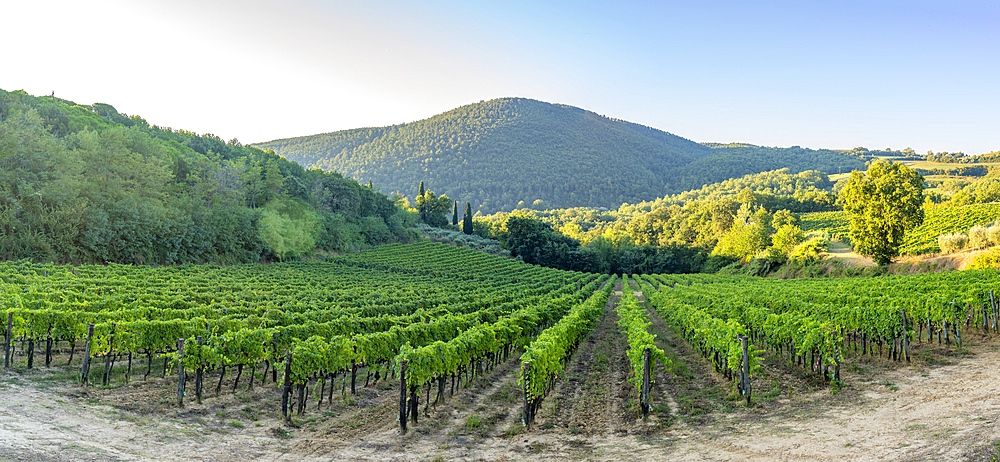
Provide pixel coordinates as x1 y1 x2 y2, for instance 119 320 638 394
826 240 877 267
532 284 633 436
5 321 1000 461
661 338 1000 461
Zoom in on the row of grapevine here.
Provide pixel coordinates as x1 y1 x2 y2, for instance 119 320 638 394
272 273 607 429
639 276 760 401
517 275 617 428
616 276 668 417
643 268 1000 397
798 203 1000 255
1 242 601 418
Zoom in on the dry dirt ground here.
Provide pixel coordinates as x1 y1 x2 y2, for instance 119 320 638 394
4 289 1000 462
824 239 993 273
824 241 876 267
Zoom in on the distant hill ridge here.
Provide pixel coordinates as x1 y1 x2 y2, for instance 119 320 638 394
257 98 868 213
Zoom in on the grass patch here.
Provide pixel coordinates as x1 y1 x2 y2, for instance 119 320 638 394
464 414 482 431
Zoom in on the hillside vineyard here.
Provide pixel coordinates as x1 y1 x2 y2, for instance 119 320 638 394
3 243 995 434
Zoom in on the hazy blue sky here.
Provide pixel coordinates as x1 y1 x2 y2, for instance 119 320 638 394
5 0 998 154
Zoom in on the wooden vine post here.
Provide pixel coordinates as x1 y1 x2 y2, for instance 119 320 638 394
4 312 12 369
270 332 279 383
641 348 651 419
522 361 532 430
281 353 293 424
102 323 116 386
195 336 204 404
992 290 998 333
26 338 34 369
984 300 990 334
901 310 910 363
740 335 751 405
45 331 52 368
351 359 357 395
399 360 408 434
176 338 186 407
79 323 95 386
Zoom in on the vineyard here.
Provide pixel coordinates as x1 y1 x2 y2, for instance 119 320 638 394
5 243 1000 460
800 202 1000 255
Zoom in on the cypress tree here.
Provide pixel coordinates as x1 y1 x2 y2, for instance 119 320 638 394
463 202 473 235
417 181 426 223
367 179 373 189
452 201 458 226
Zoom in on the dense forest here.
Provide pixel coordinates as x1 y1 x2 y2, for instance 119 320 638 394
0 89 415 265
257 98 870 213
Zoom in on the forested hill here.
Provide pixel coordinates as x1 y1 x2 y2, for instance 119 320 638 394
0 89 413 265
257 98 870 213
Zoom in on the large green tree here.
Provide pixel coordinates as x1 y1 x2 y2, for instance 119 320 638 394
415 186 452 227
840 160 925 265
711 204 772 261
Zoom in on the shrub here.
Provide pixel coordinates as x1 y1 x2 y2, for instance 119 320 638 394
788 236 828 262
969 225 991 249
771 224 806 254
988 224 1000 247
937 233 969 253
967 248 1000 270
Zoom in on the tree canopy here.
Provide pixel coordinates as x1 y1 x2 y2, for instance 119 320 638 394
0 88 415 264
840 161 925 265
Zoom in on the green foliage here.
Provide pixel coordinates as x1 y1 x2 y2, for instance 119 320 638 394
840 161 925 265
639 168 841 214
712 205 772 261
616 277 669 394
256 99 866 213
937 233 968 253
915 165 988 177
925 150 1000 164
0 243 612 400
643 276 763 395
801 203 1000 255
258 197 321 260
787 234 829 262
0 88 407 264
503 214 581 269
967 248 1000 270
520 276 616 399
968 225 990 249
771 224 806 254
988 225 1000 247
416 224 507 255
415 187 452 227
482 167 840 272
316 213 363 253
948 178 1000 205
462 202 473 235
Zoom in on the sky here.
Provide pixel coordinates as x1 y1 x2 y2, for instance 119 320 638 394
4 0 998 154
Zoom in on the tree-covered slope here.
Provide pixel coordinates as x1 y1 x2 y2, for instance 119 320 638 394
0 89 413 265
258 98 870 213
259 98 711 212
